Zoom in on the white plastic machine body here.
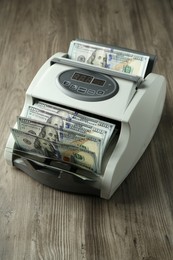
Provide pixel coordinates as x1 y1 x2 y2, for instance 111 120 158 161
4 52 166 199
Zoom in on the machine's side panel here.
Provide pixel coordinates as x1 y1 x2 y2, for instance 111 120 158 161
101 74 166 199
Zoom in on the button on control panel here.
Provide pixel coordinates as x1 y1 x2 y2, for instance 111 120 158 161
58 69 119 101
69 84 78 90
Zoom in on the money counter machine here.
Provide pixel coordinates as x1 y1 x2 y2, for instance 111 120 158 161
4 40 166 199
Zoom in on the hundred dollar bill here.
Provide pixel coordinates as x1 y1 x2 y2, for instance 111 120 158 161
17 116 102 167
33 101 116 148
26 106 108 149
68 40 150 78
11 128 98 173
34 101 115 138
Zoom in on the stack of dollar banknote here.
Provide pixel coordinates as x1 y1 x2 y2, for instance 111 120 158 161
11 102 118 174
68 40 150 78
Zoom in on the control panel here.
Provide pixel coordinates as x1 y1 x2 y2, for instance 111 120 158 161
57 69 119 101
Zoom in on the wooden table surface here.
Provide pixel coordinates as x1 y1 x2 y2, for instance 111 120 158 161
0 0 173 259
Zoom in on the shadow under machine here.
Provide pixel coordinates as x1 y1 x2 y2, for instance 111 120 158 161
4 40 166 199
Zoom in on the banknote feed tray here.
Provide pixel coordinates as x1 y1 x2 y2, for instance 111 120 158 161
4 49 166 199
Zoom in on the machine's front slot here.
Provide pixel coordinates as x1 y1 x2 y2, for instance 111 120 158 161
32 98 120 126
10 98 121 176
11 146 99 181
13 157 100 196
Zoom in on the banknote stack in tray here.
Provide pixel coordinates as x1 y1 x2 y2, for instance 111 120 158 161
11 101 118 174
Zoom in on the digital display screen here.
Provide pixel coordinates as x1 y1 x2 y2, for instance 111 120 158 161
92 78 105 86
72 72 93 83
72 72 106 87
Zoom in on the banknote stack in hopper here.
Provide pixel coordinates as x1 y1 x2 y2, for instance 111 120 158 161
68 40 149 78
11 101 117 174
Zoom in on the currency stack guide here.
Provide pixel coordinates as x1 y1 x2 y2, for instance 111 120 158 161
4 40 166 199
